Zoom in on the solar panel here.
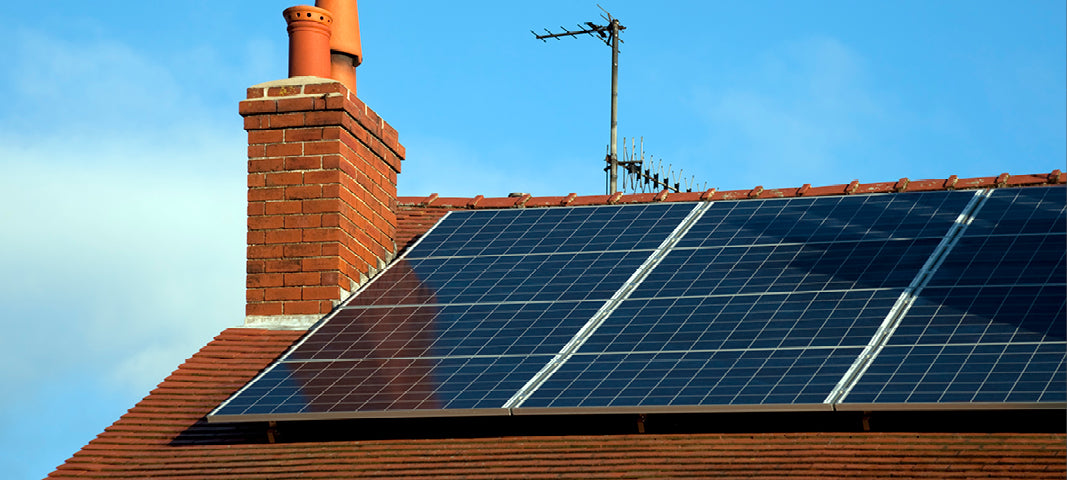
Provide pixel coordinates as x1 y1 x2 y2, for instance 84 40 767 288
840 186 1067 407
211 202 699 420
521 348 862 410
408 203 694 258
674 191 975 249
289 301 607 361
216 355 552 417
345 251 653 307
579 290 901 353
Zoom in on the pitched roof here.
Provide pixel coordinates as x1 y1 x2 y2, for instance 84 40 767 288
50 172 1066 478
49 328 1067 479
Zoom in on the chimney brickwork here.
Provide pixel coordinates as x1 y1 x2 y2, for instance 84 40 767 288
241 76 404 328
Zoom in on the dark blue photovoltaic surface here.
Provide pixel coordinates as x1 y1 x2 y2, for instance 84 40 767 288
288 301 605 361
345 251 651 307
675 191 975 249
632 239 941 298
961 186 1066 237
523 348 862 408
844 186 1066 405
409 203 694 258
888 286 1066 346
580 290 900 353
929 235 1066 286
214 355 551 416
843 343 1066 404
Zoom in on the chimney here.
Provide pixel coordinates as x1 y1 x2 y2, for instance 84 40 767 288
242 1 404 329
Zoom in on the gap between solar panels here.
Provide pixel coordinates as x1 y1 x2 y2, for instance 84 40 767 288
503 202 714 408
824 189 991 405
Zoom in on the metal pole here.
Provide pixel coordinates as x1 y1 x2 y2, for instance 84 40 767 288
608 19 620 194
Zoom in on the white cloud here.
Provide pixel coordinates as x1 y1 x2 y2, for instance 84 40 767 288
0 159 244 396
0 26 250 400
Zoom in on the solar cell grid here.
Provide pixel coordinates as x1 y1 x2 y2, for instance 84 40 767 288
928 235 1065 286
962 186 1065 237
842 342 1066 404
579 289 900 354
288 301 605 360
675 191 974 249
889 285 1066 346
632 238 941 298
407 203 694 258
521 348 862 409
343 251 652 307
214 354 551 417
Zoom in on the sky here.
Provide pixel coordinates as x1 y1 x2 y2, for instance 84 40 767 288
0 1 1063 478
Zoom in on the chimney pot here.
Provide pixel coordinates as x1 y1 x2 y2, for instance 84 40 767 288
315 0 361 93
283 5 334 79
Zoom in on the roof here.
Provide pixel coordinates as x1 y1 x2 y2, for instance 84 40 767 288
50 172 1067 479
49 328 1067 479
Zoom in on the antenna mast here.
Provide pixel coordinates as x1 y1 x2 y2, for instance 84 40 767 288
533 5 626 194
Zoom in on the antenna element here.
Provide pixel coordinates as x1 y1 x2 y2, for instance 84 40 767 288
533 5 626 194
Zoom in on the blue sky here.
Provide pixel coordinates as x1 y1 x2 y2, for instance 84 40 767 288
1 1 1063 478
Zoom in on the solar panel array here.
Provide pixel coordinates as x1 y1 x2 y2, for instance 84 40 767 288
210 186 1066 422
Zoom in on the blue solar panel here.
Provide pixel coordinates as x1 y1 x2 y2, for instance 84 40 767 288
409 203 694 258
289 301 606 360
580 290 900 353
632 239 942 298
522 348 861 409
344 251 652 307
842 343 1066 404
961 186 1066 237
888 285 1066 346
842 186 1066 406
214 355 551 417
675 191 975 249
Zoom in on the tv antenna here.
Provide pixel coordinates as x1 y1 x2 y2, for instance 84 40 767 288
533 5 626 195
618 137 705 194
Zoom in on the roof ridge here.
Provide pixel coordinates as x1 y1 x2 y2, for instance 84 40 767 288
399 170 1064 209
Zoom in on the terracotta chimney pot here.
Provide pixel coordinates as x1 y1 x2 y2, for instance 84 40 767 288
283 5 334 79
315 0 361 93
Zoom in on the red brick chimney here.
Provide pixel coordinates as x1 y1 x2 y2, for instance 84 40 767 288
242 2 404 328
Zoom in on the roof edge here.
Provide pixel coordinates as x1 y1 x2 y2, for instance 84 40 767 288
398 170 1065 209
